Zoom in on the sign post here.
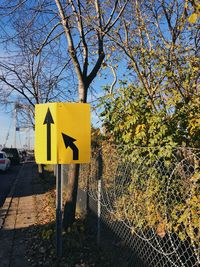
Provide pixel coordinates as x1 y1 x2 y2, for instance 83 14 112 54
35 102 91 258
56 164 63 257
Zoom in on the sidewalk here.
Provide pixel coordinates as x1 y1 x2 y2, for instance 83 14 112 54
0 163 38 267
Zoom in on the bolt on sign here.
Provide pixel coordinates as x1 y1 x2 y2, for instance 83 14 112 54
35 103 91 164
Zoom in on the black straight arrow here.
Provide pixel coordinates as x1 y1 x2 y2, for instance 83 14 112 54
62 133 79 160
43 108 54 161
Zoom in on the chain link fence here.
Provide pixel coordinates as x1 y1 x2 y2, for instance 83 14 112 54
77 145 200 267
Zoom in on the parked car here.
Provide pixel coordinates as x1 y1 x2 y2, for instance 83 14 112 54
18 149 27 162
2 148 20 164
26 150 35 161
0 151 11 171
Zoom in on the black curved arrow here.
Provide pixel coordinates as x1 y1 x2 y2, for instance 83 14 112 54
62 133 79 160
43 108 54 161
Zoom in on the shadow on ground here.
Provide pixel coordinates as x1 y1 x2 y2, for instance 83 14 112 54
0 215 143 267
12 163 56 198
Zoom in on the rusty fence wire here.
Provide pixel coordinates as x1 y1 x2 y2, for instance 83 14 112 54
78 146 200 267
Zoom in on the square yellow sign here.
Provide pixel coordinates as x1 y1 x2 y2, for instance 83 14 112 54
35 103 91 164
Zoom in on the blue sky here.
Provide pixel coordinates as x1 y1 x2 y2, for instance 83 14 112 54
0 1 128 149
0 27 127 150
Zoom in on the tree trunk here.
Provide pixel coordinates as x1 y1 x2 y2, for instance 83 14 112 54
38 164 44 179
63 83 87 229
63 164 80 229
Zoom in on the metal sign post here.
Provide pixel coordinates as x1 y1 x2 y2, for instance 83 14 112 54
56 164 63 258
35 102 91 258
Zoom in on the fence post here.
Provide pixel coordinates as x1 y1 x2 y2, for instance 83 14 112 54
97 148 103 245
97 178 101 245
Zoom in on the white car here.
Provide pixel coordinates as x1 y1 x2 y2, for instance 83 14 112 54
0 151 11 171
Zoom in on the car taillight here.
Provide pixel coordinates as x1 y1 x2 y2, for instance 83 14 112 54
0 160 5 164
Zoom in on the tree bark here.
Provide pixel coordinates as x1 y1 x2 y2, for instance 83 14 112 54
63 164 80 229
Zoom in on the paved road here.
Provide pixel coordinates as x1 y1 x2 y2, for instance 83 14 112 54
0 165 22 207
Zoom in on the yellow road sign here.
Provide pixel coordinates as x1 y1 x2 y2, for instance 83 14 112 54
35 103 91 164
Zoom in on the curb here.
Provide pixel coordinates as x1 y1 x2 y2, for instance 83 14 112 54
0 164 25 229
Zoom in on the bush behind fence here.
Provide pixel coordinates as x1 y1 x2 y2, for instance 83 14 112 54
69 146 200 267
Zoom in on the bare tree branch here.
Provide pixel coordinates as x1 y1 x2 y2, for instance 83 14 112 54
36 22 62 55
